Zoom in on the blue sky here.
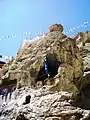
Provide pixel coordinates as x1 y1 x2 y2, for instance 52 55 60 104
0 0 90 57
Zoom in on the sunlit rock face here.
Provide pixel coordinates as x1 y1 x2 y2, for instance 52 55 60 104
49 24 63 32
0 24 83 98
73 31 90 109
1 24 90 120
0 87 90 120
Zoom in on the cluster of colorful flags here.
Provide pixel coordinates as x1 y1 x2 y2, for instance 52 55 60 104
0 55 14 61
37 21 89 36
0 21 89 41
0 21 89 61
64 21 89 33
0 32 31 41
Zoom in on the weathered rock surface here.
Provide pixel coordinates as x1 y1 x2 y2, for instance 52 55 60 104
73 31 90 75
73 31 90 109
1 24 83 97
1 24 90 120
49 24 63 32
0 87 90 120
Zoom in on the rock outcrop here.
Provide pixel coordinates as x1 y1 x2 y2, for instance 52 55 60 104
73 31 90 74
1 24 90 120
73 31 90 109
1 24 83 97
0 87 90 120
49 24 63 32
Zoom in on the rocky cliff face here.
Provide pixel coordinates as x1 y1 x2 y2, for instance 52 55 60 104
1 24 83 96
73 31 90 75
73 31 90 109
0 24 90 120
0 87 90 120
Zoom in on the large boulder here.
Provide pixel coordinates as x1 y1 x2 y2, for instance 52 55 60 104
49 24 63 32
1 24 83 97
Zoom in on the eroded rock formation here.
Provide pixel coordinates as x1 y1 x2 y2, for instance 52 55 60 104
1 24 83 97
73 31 90 109
0 24 90 120
49 24 63 32
0 87 90 120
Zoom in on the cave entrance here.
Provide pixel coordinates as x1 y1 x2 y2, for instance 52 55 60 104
36 54 61 84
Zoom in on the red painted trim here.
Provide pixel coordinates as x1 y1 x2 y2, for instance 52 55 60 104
0 64 4 68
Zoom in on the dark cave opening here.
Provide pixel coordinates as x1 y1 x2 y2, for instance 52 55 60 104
23 95 31 105
81 84 90 110
36 54 61 84
77 84 90 110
